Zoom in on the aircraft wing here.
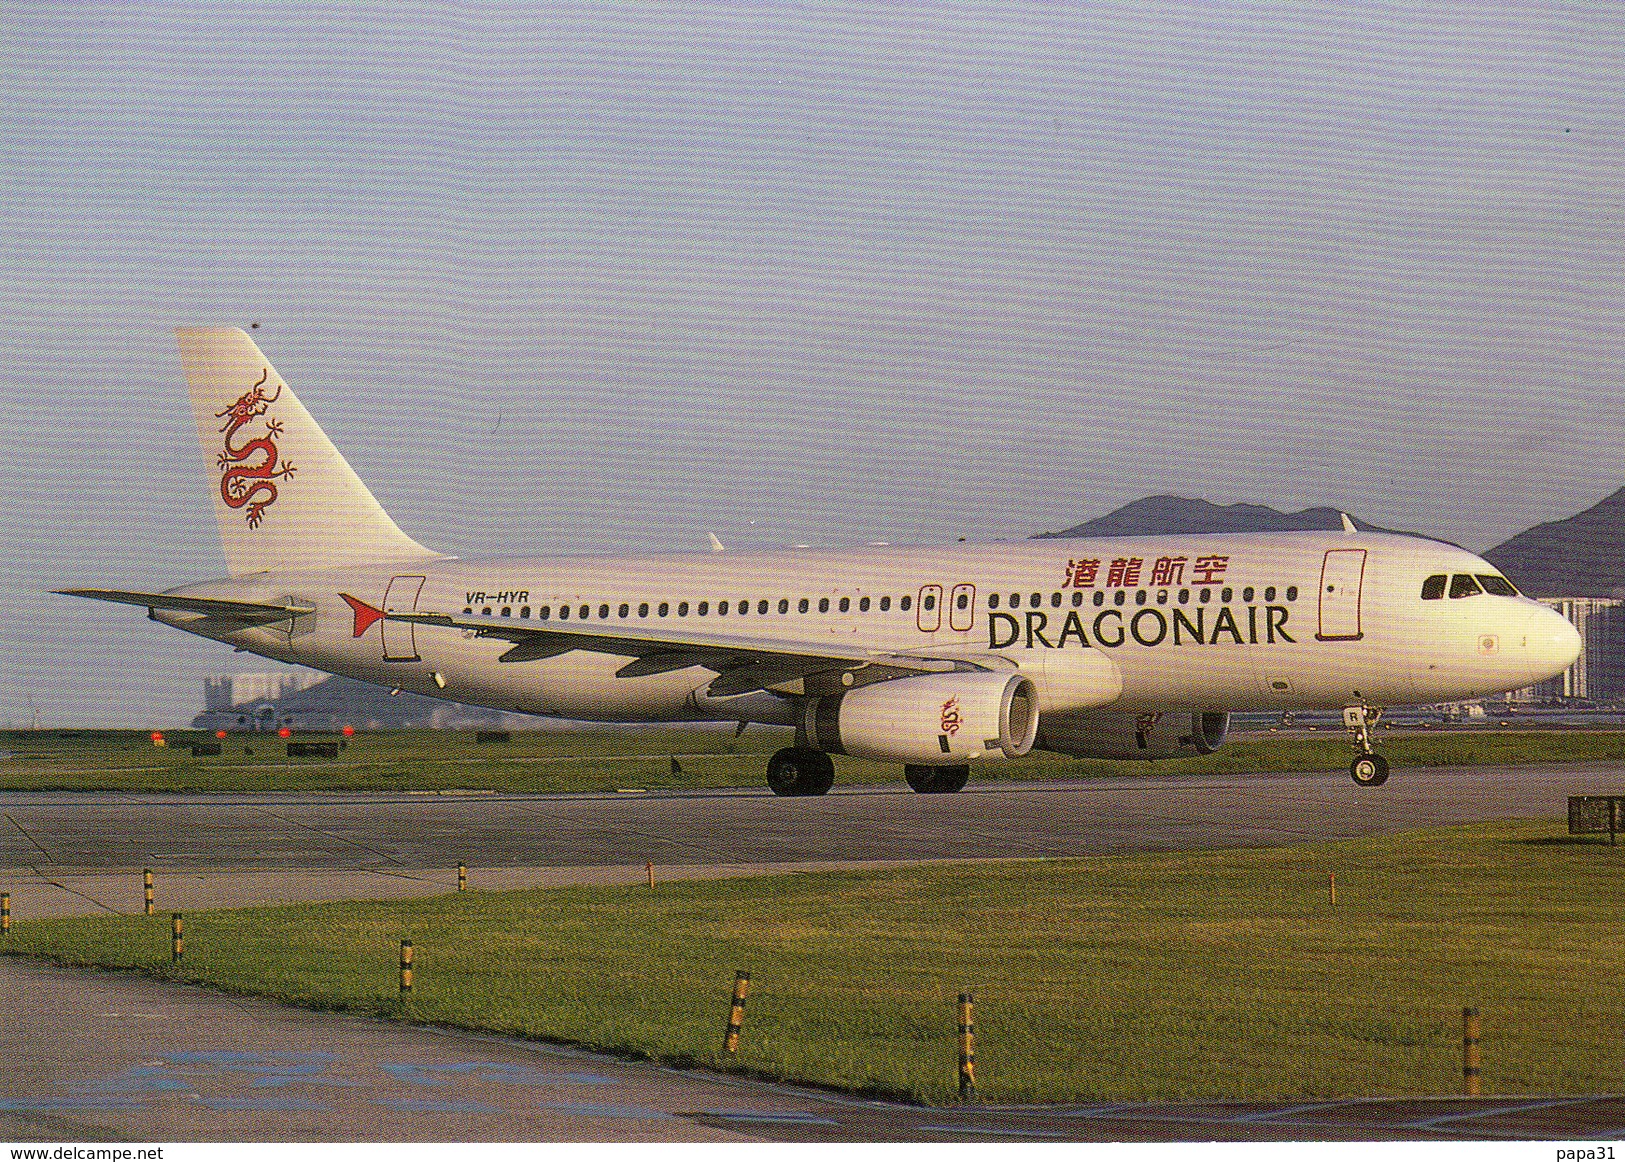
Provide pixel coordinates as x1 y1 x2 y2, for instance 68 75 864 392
57 589 317 629
381 604 999 696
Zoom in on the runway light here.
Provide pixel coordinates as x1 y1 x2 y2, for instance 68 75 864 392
278 727 292 739
215 730 227 739
151 731 166 748
342 724 355 737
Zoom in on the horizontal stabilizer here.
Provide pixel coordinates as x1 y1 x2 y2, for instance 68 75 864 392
56 589 315 628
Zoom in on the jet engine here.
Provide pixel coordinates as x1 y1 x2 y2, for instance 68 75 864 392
1037 709 1229 760
799 672 1039 766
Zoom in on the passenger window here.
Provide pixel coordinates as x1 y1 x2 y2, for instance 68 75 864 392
1221 588 1232 603
638 602 649 618
1264 586 1276 602
957 593 969 610
599 604 610 618
520 606 531 618
1478 574 1520 597
1421 575 1447 600
540 605 551 619
579 604 589 619
1286 586 1298 601
1449 574 1482 599
1072 591 1084 607
900 595 912 611
839 597 850 613
719 601 729 615
860 596 871 612
819 597 830 613
799 598 810 613
462 607 472 615
1156 590 1168 605
779 599 790 614
737 600 748 616
1135 590 1147 606
1049 592 1062 608
557 606 567 620
482 607 492 616
1178 589 1190 604
923 594 936 611
1242 587 1253 603
658 602 669 617
501 607 511 617
1009 593 1020 608
1199 588 1212 603
1029 593 1041 608
1093 591 1105 607
1113 590 1126 606
618 603 629 618
879 596 890 611
678 602 689 616
989 593 1000 609
758 600 769 614
697 602 708 616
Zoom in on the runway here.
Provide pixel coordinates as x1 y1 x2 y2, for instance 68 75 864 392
4 762 1623 1142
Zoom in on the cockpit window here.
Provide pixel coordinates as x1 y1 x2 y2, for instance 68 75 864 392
1449 574 1483 599
1421 574 1447 600
1477 574 1520 597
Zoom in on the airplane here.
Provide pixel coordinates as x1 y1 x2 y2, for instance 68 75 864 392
60 328 1581 793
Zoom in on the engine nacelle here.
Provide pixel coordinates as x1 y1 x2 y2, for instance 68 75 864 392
1037 709 1230 760
800 672 1039 766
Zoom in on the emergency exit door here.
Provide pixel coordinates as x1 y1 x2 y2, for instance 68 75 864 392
1316 550 1366 641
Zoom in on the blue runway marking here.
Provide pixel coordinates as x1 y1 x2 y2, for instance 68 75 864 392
535 1101 672 1119
199 1096 335 1112
919 1124 1071 1138
162 1050 359 1086
381 1061 616 1087
701 1109 840 1126
72 1068 190 1093
0 1097 149 1112
378 1098 504 1114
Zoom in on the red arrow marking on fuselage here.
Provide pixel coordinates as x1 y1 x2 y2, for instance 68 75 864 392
340 593 386 638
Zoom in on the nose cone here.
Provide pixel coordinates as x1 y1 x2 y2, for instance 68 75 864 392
1524 605 1582 684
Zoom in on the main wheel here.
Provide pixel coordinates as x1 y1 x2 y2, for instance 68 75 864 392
766 747 835 796
1350 753 1389 787
904 764 971 793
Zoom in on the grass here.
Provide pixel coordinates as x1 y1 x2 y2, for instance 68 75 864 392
6 819 1625 1103
5 726 1625 794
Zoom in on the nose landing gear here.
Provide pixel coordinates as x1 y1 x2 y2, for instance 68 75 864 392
1343 704 1389 786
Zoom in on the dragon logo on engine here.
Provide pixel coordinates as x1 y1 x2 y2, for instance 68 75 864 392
216 368 297 528
940 696 963 737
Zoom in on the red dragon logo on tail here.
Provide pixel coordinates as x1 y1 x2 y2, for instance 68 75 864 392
216 368 296 528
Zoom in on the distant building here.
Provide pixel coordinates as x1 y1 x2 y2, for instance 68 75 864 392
1511 598 1625 704
194 672 551 732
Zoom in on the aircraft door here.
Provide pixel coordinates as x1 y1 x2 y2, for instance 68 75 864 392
917 584 943 632
949 583 976 632
1316 550 1366 641
382 574 426 661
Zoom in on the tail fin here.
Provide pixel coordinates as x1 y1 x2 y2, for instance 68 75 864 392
177 327 439 577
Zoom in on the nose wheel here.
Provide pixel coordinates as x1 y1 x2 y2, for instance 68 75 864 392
1343 704 1388 786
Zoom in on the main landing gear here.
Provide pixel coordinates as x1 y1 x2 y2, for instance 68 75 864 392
904 764 970 794
766 747 835 797
1343 703 1389 787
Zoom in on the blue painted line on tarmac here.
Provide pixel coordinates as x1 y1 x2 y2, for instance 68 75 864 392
918 1124 1072 1138
248 1075 363 1088
701 1109 840 1126
199 1097 335 1112
381 1061 617 1087
166 1051 338 1074
0 1097 150 1111
378 1098 504 1114
536 1101 672 1119
71 1068 190 1094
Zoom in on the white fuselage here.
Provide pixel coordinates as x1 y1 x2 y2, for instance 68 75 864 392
159 530 1580 729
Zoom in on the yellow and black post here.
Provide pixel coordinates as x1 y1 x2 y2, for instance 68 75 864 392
400 940 414 994
958 992 976 1100
144 868 155 916
1463 1006 1481 1095
722 971 750 1055
1 892 10 935
457 863 467 892
170 912 183 962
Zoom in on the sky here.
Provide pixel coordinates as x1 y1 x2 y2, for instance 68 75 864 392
2 1 1622 727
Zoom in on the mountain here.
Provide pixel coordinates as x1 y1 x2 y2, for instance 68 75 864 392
1482 488 1625 598
1034 496 1422 540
